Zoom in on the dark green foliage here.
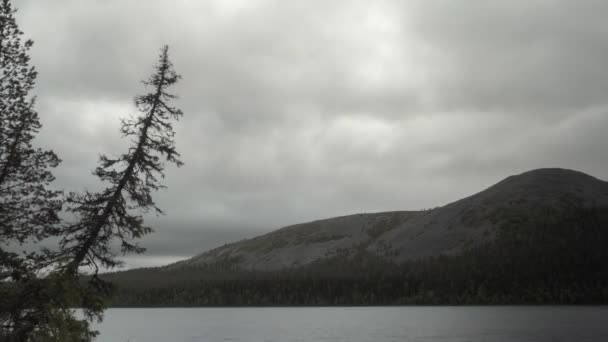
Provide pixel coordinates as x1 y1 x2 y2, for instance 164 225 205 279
105 207 608 306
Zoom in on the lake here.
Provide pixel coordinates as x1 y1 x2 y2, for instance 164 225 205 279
93 306 608 342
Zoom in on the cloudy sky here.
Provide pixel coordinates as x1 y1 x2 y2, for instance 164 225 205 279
13 0 608 268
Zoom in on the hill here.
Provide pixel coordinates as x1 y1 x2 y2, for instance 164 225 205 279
175 168 608 270
101 168 608 305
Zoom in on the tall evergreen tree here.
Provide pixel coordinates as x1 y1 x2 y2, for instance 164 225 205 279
0 0 61 245
61 45 183 275
0 1 183 339
0 1 63 339
3 46 184 342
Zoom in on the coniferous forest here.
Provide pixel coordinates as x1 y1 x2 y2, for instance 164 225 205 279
104 206 608 306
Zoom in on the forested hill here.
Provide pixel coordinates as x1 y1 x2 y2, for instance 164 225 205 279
176 168 608 270
101 168 608 305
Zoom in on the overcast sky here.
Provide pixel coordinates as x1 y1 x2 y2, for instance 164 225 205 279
13 0 608 268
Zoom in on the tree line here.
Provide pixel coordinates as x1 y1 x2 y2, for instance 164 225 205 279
0 0 184 340
105 206 608 306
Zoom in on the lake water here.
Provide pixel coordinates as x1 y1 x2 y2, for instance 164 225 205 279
93 306 608 342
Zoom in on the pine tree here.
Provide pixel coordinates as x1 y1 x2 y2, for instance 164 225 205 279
0 1 63 339
61 45 183 275
4 46 184 342
0 2 184 338
14 45 185 341
0 0 61 245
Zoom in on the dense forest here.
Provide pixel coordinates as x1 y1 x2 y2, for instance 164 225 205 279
104 206 608 306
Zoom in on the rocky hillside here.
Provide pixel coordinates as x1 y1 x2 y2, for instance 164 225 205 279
177 168 608 271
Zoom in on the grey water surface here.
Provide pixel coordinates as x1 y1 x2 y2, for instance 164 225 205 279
93 306 608 342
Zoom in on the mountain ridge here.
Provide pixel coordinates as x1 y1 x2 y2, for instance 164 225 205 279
101 167 608 306
174 167 608 271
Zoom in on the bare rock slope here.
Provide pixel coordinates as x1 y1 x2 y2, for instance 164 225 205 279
179 168 608 271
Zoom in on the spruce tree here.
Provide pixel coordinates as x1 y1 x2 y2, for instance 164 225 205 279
18 46 184 341
4 46 184 342
0 2 184 338
0 0 61 244
61 45 183 275
0 0 63 339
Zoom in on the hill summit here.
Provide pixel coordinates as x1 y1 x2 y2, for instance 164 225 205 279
103 168 608 306
178 168 608 271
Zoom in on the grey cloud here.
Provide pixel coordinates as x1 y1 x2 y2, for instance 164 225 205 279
406 1 608 114
20 0 421 121
10 0 608 268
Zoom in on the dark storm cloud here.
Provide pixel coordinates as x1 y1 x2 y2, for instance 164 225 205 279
11 0 608 268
